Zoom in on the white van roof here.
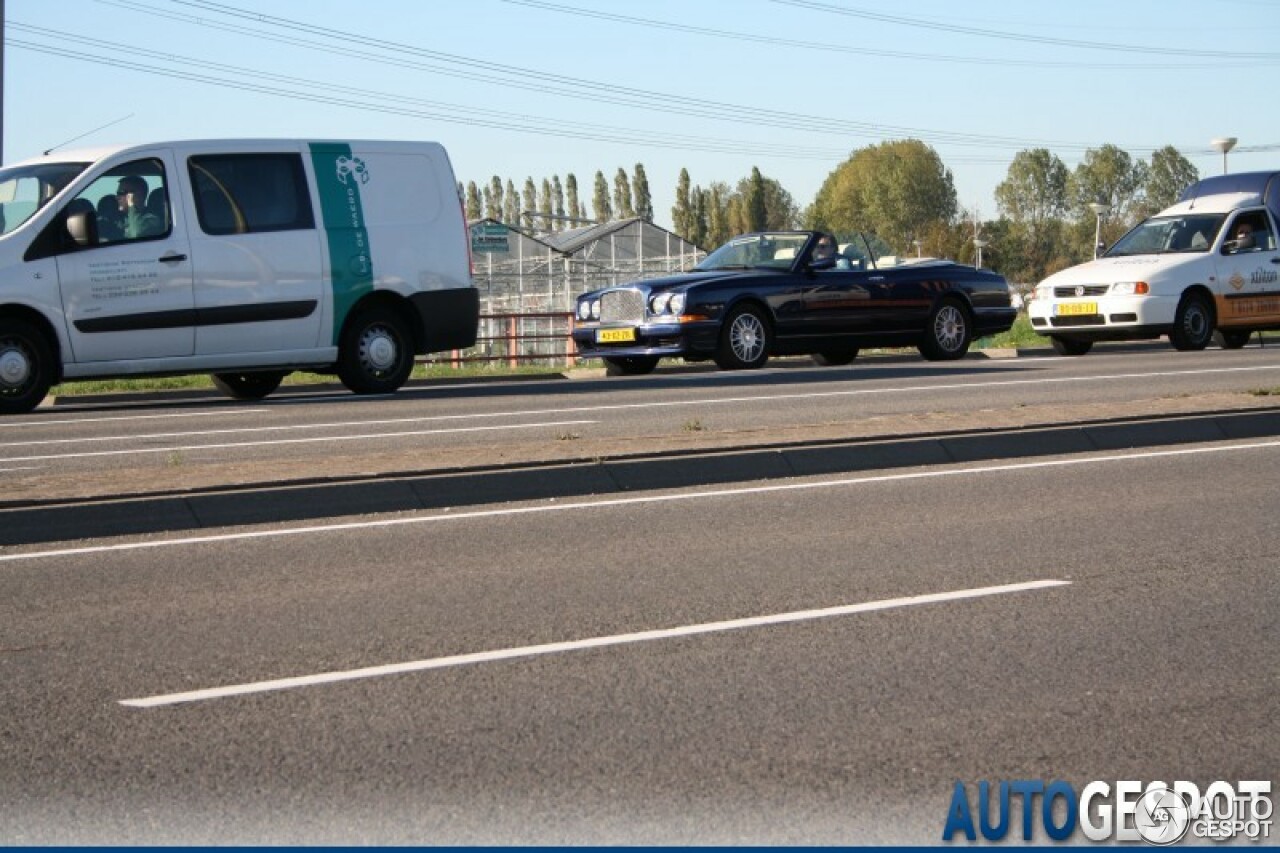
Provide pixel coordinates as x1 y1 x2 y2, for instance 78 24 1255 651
7 139 446 168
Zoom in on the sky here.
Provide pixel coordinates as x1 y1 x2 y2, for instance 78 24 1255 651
4 0 1278 238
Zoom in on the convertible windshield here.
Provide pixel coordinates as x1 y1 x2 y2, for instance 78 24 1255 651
695 232 812 271
1105 214 1226 257
0 162 90 236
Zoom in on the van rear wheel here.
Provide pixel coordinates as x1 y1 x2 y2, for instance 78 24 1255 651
338 307 415 395
0 318 55 415
211 371 287 400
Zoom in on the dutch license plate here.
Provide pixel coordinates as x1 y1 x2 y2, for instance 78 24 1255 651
597 328 637 343
1056 302 1098 316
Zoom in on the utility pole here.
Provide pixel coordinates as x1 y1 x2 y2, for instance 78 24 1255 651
1 0 6 165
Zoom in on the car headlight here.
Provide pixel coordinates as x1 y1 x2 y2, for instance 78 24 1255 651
576 301 591 321
649 292 672 315
1111 282 1150 295
590 299 601 321
1034 285 1052 301
669 293 686 315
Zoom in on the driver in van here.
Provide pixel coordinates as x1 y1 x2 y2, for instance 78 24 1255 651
116 175 162 239
1232 222 1256 251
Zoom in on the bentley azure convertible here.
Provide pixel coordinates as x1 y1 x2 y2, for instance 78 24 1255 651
572 230 1017 374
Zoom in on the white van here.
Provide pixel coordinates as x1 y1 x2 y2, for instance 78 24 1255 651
0 139 478 413
1028 171 1280 355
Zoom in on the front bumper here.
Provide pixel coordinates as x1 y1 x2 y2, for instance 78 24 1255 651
572 320 720 360
1027 294 1178 340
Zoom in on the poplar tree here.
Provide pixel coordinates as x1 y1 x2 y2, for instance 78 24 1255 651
613 168 635 219
504 179 520 225
539 178 554 229
746 167 767 232
592 171 612 222
552 175 566 230
487 176 503 220
522 177 537 226
464 181 481 221
633 163 653 223
566 173 581 222
673 168 692 238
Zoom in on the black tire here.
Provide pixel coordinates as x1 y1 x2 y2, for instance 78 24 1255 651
1169 293 1214 351
0 318 56 415
917 299 973 361
1216 329 1252 350
337 307 415 395
1050 336 1093 356
603 355 659 376
211 371 288 400
812 347 859 366
714 303 771 370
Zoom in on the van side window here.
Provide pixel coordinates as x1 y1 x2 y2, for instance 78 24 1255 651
189 153 315 236
63 158 170 247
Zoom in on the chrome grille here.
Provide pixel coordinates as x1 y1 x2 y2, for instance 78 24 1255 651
600 289 645 324
1054 285 1110 298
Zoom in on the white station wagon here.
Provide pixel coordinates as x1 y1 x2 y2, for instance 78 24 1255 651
1029 171 1280 355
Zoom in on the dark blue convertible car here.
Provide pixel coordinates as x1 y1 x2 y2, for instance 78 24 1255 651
572 230 1017 374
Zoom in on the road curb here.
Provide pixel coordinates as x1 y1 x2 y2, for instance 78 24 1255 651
6 406 1280 547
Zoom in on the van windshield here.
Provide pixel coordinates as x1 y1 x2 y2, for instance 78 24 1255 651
0 162 90 236
1105 214 1226 257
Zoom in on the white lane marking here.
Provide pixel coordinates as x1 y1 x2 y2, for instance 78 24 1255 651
0 466 41 472
4 437 1279 565
0 420 597 464
0 408 259 429
120 579 1070 707
8 363 1280 448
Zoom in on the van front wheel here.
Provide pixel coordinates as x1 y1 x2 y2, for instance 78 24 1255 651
0 318 55 415
338 308 415 395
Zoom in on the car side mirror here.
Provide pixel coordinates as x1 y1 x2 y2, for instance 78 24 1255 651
65 209 98 247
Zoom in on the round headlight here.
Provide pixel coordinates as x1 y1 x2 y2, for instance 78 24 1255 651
650 292 671 314
589 299 601 321
669 293 686 315
576 301 591 321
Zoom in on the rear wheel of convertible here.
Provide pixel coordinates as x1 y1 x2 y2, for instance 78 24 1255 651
603 355 659 376
0 318 55 415
211 371 288 400
1050 336 1093 356
714 304 771 370
917 299 972 361
812 347 859 366
337 307 415 395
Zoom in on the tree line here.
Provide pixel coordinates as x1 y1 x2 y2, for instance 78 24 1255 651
465 138 1200 283
460 164 654 231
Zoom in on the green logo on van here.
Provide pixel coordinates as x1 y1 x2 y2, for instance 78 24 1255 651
310 143 374 343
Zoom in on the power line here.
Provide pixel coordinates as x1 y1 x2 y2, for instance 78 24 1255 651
497 0 1279 70
771 0 1276 60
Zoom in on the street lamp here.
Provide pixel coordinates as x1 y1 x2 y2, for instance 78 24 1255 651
1088 201 1110 259
1210 137 1237 174
912 238 922 258
972 238 988 269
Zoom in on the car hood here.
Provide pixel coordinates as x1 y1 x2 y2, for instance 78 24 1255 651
1040 253 1204 286
587 269 770 296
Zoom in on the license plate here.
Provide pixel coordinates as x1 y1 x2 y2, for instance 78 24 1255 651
596 328 637 343
1056 302 1098 316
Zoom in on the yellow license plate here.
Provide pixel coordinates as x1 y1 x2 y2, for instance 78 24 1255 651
597 328 637 343
1056 302 1098 316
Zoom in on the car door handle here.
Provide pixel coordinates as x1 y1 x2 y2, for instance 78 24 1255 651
158 252 188 264
1271 257 1280 264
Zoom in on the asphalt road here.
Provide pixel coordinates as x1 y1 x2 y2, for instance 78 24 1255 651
7 343 1280 504
1 434 1276 843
